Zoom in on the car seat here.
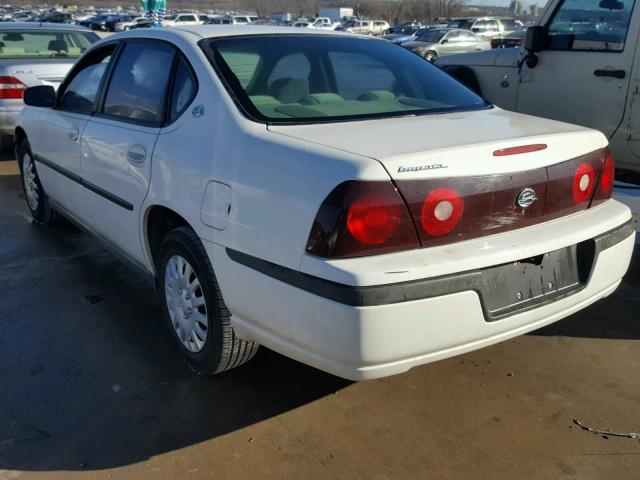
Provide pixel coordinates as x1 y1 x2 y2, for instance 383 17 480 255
48 40 68 52
268 78 310 104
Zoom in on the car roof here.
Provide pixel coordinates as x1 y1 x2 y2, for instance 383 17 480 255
113 25 359 41
0 22 93 32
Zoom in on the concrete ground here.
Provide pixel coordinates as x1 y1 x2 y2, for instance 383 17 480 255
0 155 639 480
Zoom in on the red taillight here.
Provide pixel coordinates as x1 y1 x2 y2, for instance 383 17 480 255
592 147 615 205
572 162 596 204
421 187 464 236
600 149 615 196
347 193 401 245
306 181 420 258
0 76 27 99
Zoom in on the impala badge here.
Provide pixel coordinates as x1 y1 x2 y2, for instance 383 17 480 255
517 188 537 208
398 163 448 173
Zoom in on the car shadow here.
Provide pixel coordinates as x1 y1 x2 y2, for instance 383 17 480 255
0 174 351 472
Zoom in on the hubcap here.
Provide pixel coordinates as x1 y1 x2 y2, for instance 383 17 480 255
164 255 208 353
22 153 39 211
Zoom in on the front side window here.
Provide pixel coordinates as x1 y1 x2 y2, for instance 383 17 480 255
103 41 175 124
208 35 488 123
58 45 114 114
546 0 635 51
0 30 99 59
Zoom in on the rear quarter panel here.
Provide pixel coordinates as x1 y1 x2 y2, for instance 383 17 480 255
145 38 388 275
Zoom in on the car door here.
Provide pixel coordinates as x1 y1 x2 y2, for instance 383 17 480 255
439 31 463 55
79 39 176 264
459 31 486 53
516 0 639 139
30 43 116 217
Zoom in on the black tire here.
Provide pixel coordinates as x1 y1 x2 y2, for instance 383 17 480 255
158 227 259 374
425 51 437 62
17 139 62 224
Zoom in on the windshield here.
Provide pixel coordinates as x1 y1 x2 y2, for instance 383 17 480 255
0 30 99 59
415 30 447 42
206 35 488 124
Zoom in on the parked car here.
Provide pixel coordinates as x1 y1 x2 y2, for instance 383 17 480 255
491 29 526 48
291 21 313 28
130 18 153 30
436 0 640 183
447 17 476 30
0 23 98 147
114 16 148 32
104 15 131 32
469 17 518 39
16 26 635 380
383 25 423 44
163 13 201 27
337 19 390 35
39 12 75 24
402 28 490 62
78 14 120 31
206 15 252 25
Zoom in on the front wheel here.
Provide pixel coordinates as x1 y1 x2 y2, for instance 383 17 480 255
425 51 437 62
17 139 61 224
158 227 259 374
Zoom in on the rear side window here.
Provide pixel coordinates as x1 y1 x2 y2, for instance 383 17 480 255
58 45 114 114
103 41 175 124
170 55 197 122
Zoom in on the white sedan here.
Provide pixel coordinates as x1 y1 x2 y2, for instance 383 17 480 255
15 26 635 380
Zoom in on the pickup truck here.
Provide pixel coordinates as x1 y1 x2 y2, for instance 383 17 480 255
437 0 640 183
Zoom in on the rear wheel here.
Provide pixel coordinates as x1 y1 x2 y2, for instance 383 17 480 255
17 139 61 224
158 227 259 374
425 51 437 62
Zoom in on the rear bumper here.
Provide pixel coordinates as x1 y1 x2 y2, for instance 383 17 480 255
208 200 635 380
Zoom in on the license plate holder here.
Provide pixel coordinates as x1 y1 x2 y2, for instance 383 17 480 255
480 243 593 321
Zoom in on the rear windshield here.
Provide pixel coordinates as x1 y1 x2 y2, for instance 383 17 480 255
0 30 99 59
205 35 488 124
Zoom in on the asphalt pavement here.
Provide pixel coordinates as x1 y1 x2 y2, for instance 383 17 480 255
0 156 639 480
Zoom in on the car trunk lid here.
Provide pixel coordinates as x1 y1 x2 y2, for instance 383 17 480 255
0 59 74 89
270 108 609 248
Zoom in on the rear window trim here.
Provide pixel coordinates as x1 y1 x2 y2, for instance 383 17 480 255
199 34 492 126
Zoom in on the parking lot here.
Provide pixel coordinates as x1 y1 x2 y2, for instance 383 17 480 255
0 153 639 479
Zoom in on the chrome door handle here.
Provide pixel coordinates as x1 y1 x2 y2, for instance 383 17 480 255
127 145 147 164
68 127 79 141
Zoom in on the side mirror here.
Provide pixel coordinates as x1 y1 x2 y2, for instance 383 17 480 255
441 38 448 44
524 26 545 52
23 85 55 108
523 26 545 68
